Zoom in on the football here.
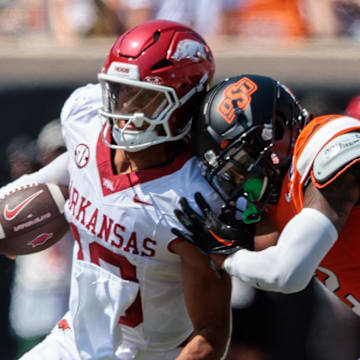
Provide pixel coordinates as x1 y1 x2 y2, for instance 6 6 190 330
0 183 69 256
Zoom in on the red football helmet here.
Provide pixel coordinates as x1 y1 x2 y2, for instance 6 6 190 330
98 20 215 151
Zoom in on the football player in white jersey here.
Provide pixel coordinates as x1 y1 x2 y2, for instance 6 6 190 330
1 20 233 360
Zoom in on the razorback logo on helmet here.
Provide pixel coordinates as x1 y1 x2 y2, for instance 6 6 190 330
171 39 207 62
217 77 258 125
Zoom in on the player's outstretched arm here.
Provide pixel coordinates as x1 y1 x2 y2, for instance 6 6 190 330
171 240 232 360
172 168 359 294
304 170 360 233
0 152 70 198
223 170 359 293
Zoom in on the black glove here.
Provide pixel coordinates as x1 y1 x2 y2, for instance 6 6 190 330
172 192 255 256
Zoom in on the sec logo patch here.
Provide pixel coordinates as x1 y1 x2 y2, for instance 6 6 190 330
75 144 90 168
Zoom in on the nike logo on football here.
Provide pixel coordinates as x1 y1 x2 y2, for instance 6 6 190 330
4 189 44 221
209 229 235 246
133 194 153 206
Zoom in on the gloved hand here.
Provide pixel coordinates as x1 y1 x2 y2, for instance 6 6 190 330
172 192 255 256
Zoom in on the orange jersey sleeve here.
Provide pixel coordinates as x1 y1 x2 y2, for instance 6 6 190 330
269 114 360 315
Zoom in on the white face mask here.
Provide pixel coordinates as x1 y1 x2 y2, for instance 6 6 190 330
98 71 208 152
111 125 159 152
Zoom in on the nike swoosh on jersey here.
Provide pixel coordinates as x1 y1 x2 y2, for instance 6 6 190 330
284 184 293 203
4 189 44 221
133 194 153 206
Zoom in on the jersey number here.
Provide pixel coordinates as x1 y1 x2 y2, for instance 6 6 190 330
71 223 144 327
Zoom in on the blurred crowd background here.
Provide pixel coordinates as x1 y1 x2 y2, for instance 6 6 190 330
1 1 360 360
1 0 360 42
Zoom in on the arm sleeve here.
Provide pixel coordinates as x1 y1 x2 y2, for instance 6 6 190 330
0 152 70 197
223 208 338 293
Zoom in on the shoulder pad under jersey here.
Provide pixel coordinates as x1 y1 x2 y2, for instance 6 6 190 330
60 83 102 124
313 132 360 185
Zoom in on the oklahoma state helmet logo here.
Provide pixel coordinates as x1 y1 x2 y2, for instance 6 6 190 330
217 77 258 124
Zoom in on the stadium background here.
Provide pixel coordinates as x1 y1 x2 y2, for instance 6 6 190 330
1 36 359 184
1 33 360 359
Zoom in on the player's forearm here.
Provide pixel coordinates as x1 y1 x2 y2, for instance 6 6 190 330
32 152 70 186
0 152 70 198
176 329 229 360
224 208 338 293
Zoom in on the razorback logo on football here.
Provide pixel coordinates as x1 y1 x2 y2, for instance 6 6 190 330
4 189 44 221
27 233 54 248
217 77 258 125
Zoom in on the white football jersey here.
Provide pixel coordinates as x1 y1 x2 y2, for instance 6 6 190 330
60 84 224 358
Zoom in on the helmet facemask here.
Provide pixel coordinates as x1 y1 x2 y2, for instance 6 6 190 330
195 75 310 224
201 126 281 224
98 72 209 152
99 75 180 151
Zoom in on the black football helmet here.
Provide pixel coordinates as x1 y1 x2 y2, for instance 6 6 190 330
194 74 310 223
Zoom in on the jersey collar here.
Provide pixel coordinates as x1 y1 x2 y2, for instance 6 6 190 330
96 125 192 196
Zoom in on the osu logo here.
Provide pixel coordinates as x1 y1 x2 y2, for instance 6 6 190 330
217 77 258 124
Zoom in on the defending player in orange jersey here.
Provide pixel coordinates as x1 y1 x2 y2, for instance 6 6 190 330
173 74 360 317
